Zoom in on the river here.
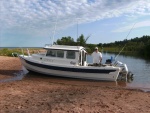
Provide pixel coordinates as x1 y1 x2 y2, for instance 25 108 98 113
87 53 150 92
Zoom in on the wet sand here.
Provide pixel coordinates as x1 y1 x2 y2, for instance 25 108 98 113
0 56 150 113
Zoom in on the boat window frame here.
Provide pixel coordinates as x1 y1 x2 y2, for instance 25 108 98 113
66 50 76 59
56 50 64 58
46 49 64 58
82 50 87 62
46 49 57 57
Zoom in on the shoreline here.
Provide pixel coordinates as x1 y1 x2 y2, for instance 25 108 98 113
0 56 150 112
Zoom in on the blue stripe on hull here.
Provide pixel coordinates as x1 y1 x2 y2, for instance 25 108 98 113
20 57 117 74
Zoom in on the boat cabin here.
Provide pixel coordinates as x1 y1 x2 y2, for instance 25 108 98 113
32 45 87 66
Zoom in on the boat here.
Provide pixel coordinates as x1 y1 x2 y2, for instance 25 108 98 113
19 44 129 81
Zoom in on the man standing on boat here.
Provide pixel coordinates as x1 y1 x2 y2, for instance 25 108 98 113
92 47 102 66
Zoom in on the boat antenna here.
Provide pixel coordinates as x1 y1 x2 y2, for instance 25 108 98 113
77 19 78 39
51 12 58 45
114 23 136 60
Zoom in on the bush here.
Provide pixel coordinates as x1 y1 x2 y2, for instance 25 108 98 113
0 48 22 56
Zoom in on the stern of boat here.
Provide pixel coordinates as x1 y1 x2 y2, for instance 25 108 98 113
114 61 129 81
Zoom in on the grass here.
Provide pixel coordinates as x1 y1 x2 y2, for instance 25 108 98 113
0 48 44 57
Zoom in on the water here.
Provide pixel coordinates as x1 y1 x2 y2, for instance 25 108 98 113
88 53 150 91
0 66 28 83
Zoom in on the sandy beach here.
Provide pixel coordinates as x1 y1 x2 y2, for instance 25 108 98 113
0 56 150 113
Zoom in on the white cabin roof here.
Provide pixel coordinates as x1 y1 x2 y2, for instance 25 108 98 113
44 44 85 51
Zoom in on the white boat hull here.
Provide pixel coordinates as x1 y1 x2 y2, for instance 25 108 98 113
19 55 120 81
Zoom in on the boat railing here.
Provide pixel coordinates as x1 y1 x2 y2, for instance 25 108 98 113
45 44 52 48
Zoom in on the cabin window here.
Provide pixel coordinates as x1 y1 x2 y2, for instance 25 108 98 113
66 51 75 59
46 50 56 57
57 50 64 58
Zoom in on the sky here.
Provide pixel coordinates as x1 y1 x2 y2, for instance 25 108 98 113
0 0 150 47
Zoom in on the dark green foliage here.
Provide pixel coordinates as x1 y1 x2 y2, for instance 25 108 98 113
139 39 150 59
56 36 75 45
86 44 96 53
55 35 150 58
102 35 150 59
55 34 96 53
77 34 86 46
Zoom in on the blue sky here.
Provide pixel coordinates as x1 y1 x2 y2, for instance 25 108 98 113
0 0 150 47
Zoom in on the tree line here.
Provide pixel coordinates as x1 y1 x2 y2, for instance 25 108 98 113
0 35 149 59
99 35 150 59
55 35 150 59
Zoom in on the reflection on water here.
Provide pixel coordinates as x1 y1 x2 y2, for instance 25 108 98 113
0 66 28 83
88 53 150 92
25 71 150 92
25 71 127 88
115 55 150 90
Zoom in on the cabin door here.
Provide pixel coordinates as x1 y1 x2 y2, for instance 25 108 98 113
79 50 87 66
82 50 87 66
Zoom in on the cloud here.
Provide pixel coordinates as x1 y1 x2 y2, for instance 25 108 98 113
112 20 150 32
0 0 150 36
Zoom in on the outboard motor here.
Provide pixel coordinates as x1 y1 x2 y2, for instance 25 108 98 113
122 64 128 73
115 61 130 81
115 61 128 73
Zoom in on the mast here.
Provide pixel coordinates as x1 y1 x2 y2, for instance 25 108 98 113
77 20 78 39
51 12 58 45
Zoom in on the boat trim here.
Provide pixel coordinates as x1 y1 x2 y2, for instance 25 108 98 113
20 56 117 74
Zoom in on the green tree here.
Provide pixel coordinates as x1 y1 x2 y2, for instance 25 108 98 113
56 36 75 45
77 34 86 46
76 34 91 47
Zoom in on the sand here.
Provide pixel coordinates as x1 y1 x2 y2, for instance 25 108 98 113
0 56 150 113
